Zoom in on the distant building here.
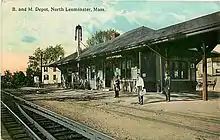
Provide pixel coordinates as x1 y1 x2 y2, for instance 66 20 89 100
197 57 220 77
42 67 61 85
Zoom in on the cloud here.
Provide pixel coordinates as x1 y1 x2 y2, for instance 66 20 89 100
21 36 36 43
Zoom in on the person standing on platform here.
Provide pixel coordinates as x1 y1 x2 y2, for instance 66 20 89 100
136 73 144 105
164 73 171 102
114 75 120 98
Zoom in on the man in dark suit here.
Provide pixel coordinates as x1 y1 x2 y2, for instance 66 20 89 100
164 73 171 102
114 75 120 98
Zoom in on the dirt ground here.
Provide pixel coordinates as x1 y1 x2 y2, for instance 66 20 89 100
21 89 220 140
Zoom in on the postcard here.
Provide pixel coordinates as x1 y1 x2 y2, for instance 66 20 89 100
1 1 220 140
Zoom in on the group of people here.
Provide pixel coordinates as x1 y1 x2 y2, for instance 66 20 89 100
113 72 171 105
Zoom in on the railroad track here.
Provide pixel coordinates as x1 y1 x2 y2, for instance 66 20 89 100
3 89 219 139
1 101 40 140
1 90 115 140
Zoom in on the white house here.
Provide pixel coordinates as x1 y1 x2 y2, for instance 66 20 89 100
42 67 61 85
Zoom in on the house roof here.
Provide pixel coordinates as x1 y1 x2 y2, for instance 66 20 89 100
45 47 90 67
57 52 78 65
212 44 220 54
78 26 155 59
44 52 78 67
212 50 220 54
46 26 154 66
137 11 220 45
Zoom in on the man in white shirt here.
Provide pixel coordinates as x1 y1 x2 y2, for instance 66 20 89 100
136 73 144 105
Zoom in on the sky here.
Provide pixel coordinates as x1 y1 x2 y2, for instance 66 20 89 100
1 0 220 73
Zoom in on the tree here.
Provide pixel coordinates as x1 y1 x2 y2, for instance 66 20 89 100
28 44 65 76
4 70 13 83
43 44 65 64
86 29 120 47
25 67 35 86
28 47 42 76
1 70 12 88
11 71 26 88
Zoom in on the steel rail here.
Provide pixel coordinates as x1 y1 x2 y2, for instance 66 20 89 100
2 90 115 140
1 101 42 140
16 103 57 140
22 104 114 140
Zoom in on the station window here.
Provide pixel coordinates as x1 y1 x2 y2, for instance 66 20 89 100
91 66 96 79
126 60 132 79
53 67 56 72
126 69 131 79
80 67 87 79
121 60 126 78
122 60 126 70
127 60 132 69
170 61 188 79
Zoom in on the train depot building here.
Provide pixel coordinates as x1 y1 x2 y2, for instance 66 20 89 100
47 11 220 94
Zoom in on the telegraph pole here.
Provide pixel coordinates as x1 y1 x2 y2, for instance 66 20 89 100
75 25 83 80
202 43 208 101
165 48 169 75
75 25 82 57
160 56 163 92
138 52 141 73
40 51 43 87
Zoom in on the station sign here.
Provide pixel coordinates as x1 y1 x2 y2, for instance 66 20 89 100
106 55 122 59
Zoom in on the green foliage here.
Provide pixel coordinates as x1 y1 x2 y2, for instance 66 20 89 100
1 70 13 88
4 70 12 82
86 29 120 47
11 71 26 87
1 68 35 88
43 44 65 64
28 44 65 76
25 67 35 86
28 47 42 75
